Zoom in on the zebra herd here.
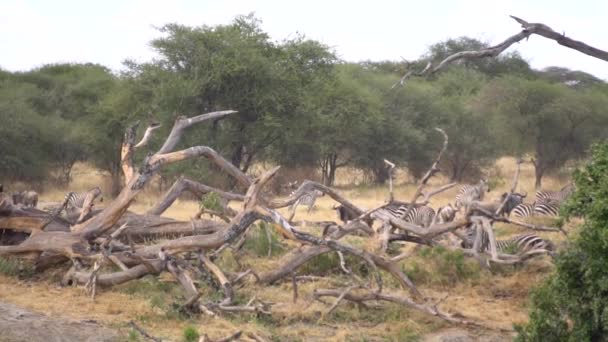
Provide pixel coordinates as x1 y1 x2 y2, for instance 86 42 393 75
511 183 574 218
327 179 573 256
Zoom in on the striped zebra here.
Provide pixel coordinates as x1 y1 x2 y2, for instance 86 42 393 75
290 189 324 213
435 204 457 224
404 205 436 228
373 202 436 228
462 227 554 255
64 187 103 211
455 179 490 210
535 183 575 205
512 202 560 218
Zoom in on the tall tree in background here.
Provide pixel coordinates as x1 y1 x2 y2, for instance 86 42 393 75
478 76 608 188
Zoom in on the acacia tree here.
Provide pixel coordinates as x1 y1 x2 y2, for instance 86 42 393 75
477 76 608 188
137 15 337 178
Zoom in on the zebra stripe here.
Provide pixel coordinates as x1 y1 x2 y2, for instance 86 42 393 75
404 206 436 228
290 189 323 213
455 180 489 209
64 187 102 210
535 183 574 205
435 204 457 224
534 203 560 216
512 203 535 218
512 203 560 217
64 192 86 210
373 202 436 228
464 228 553 254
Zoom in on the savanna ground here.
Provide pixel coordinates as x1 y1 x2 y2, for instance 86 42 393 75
0 157 576 341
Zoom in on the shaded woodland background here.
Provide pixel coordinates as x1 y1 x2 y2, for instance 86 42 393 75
2 14 607 194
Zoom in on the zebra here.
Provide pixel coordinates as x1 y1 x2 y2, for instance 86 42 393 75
372 202 436 228
512 203 535 218
512 202 560 218
403 205 436 228
455 179 490 210
462 227 554 255
435 204 457 224
64 187 103 211
535 183 575 205
534 203 560 216
289 189 324 213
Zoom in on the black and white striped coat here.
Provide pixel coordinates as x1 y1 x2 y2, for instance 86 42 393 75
455 180 489 209
290 189 324 213
512 202 560 218
463 228 554 255
64 187 103 211
535 183 574 205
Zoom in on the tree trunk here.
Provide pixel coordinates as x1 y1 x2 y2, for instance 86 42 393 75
110 167 122 198
534 166 544 190
373 165 390 184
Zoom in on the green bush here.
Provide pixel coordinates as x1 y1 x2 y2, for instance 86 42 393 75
516 142 608 341
0 257 34 278
243 222 286 257
199 192 224 212
182 326 199 342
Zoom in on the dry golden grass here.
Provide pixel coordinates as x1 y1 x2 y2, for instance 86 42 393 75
1 157 577 341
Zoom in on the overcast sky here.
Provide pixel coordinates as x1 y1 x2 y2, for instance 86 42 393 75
1 0 607 79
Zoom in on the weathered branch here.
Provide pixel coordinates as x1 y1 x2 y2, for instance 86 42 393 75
494 158 522 216
394 15 608 86
157 111 237 154
134 122 162 149
400 128 448 220
147 177 244 216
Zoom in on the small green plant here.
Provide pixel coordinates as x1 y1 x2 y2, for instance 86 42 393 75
392 327 421 342
0 257 34 278
500 241 520 255
127 330 141 342
182 326 199 342
0 257 20 276
243 222 286 257
199 192 224 212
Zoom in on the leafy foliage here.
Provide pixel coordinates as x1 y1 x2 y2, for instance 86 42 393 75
0 18 607 190
515 142 608 341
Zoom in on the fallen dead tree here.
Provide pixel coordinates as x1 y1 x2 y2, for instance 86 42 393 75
0 110 560 331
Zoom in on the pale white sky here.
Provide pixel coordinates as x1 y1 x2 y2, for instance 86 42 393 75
1 0 607 79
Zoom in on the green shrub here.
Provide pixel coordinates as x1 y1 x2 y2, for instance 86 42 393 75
243 222 286 257
0 257 20 276
0 257 34 278
199 192 224 212
182 326 199 342
516 142 608 341
127 330 141 342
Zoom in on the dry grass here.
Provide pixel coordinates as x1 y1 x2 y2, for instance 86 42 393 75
1 157 577 341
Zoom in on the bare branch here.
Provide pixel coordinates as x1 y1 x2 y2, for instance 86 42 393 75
394 16 608 86
400 128 448 220
494 158 522 216
147 177 244 216
157 110 237 154
134 122 162 149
